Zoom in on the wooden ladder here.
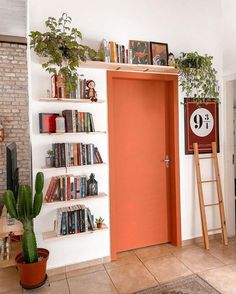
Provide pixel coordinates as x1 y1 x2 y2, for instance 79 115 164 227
193 142 228 250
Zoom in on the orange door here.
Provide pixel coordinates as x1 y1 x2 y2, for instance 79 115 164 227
108 72 173 257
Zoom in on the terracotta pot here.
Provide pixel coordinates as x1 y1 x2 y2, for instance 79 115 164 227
96 223 102 229
15 248 49 289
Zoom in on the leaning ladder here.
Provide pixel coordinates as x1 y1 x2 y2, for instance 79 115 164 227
193 142 228 249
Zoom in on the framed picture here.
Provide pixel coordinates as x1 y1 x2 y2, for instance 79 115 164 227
150 42 168 66
129 40 150 64
184 98 219 154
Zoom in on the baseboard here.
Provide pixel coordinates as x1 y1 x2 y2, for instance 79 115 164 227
182 233 222 246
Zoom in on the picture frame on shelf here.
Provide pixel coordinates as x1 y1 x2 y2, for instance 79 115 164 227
150 42 168 66
129 40 150 65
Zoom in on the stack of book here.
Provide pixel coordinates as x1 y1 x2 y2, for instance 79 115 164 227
52 143 103 168
56 205 96 236
62 111 95 133
100 39 132 64
45 175 91 203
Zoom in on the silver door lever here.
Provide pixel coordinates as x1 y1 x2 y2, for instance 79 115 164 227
162 155 170 168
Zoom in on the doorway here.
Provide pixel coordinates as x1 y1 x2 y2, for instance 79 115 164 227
107 71 181 259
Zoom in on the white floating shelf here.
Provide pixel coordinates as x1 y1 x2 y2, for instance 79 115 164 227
80 60 179 75
43 193 108 206
43 224 108 241
41 163 106 172
39 131 106 136
39 98 105 103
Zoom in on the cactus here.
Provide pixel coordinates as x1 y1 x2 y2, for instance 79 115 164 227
3 172 44 264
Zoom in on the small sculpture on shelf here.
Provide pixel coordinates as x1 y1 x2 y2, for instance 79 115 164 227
45 150 54 167
168 52 175 67
95 217 104 229
87 173 98 196
86 80 97 102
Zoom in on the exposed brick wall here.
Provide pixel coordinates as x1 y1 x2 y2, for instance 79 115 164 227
0 42 31 204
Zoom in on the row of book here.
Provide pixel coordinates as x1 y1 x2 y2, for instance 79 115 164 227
52 143 103 168
56 205 96 236
45 175 94 203
100 39 132 64
62 111 95 133
51 74 91 100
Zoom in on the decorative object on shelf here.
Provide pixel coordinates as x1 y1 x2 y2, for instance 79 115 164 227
95 216 104 229
45 150 54 168
175 52 220 103
150 42 169 66
86 80 97 102
29 13 102 95
129 40 150 64
0 121 4 142
39 113 59 133
87 173 98 196
184 98 219 154
55 115 66 133
168 52 175 67
3 172 49 289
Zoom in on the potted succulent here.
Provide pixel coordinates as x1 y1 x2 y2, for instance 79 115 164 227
29 13 103 95
3 172 48 289
95 217 104 229
175 52 220 103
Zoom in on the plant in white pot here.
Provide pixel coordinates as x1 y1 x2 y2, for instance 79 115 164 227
3 172 48 289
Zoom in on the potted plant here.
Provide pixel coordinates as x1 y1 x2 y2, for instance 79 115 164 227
175 52 219 103
29 13 103 95
3 172 48 289
95 217 104 229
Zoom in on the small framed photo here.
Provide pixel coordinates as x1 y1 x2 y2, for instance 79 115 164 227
129 40 150 64
150 42 168 66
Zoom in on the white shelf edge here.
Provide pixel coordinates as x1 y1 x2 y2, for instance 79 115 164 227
40 163 106 172
39 98 105 103
42 225 108 241
43 193 108 206
39 131 106 136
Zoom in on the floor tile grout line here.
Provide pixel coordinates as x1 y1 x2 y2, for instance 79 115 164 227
65 274 72 294
171 251 196 275
103 264 120 294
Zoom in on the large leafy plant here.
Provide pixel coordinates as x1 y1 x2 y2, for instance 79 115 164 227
29 13 103 93
175 52 219 102
3 172 44 263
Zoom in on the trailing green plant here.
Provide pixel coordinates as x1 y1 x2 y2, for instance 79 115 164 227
29 13 103 93
175 52 219 102
3 172 44 264
95 217 104 224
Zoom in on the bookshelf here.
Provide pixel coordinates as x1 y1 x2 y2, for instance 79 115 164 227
40 97 105 103
39 131 106 136
41 163 106 172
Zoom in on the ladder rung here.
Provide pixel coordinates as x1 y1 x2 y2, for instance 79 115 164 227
199 156 214 160
207 227 222 232
201 180 217 183
204 203 219 207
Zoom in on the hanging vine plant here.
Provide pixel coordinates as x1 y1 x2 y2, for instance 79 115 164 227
175 52 220 103
29 13 103 93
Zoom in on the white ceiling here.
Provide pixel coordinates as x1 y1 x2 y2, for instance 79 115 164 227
0 0 26 37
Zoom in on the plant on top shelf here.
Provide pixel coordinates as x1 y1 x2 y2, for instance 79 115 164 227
175 52 219 103
29 13 103 94
3 172 48 289
95 216 104 229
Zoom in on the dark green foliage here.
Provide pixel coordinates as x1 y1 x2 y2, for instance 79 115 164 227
3 172 44 263
29 13 103 93
175 52 220 103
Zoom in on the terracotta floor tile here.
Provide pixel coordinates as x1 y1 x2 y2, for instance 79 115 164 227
173 245 224 273
1 291 22 294
0 267 19 281
134 244 177 261
68 270 117 294
104 251 141 270
107 262 158 293
47 273 66 282
208 245 236 265
66 264 104 278
22 279 69 294
144 255 192 283
0 277 22 293
199 266 236 294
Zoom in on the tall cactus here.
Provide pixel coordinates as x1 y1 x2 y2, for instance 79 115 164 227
3 172 44 263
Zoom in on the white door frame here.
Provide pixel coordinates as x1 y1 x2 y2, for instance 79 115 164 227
223 74 235 237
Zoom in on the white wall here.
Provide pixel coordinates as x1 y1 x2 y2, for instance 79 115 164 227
28 0 226 268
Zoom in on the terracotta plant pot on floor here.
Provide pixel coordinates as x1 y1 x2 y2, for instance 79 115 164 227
15 248 49 289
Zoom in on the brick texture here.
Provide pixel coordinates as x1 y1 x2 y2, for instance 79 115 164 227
0 42 31 204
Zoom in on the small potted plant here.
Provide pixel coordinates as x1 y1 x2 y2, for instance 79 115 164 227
3 172 48 289
175 52 220 103
29 13 103 95
95 217 104 229
45 150 54 167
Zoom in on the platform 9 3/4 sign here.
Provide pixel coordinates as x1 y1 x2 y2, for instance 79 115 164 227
185 99 219 154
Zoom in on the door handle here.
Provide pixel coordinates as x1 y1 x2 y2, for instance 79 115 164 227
162 155 170 168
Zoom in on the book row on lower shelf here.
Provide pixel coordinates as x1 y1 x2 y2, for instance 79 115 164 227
49 143 103 168
55 205 99 236
45 173 98 203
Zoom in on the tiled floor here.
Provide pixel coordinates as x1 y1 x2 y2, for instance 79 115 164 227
1 238 236 294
